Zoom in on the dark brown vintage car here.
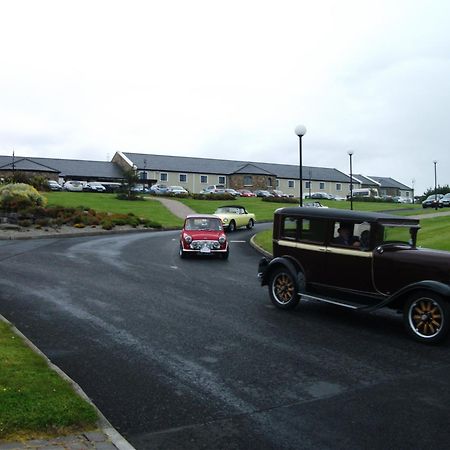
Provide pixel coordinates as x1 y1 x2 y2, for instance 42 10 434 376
258 207 450 343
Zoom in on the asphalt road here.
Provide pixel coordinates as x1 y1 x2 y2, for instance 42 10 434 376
1 226 450 450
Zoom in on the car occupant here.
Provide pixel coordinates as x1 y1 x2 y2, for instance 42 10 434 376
333 223 360 247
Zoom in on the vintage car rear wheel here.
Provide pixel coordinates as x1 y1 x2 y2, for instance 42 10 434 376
404 291 449 343
269 267 300 309
246 219 254 229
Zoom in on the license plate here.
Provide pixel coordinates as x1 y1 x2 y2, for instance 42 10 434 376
200 246 211 253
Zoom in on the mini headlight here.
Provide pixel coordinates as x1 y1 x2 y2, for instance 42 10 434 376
218 235 226 244
184 234 192 244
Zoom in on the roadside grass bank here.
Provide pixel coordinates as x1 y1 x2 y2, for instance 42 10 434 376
0 320 98 441
252 215 450 255
44 191 183 228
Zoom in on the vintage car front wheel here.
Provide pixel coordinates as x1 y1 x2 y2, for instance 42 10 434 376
269 267 300 309
404 291 449 343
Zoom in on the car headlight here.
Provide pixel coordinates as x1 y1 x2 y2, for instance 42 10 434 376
184 234 192 244
222 218 228 223
218 235 226 244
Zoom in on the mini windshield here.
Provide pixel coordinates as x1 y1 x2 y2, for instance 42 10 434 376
185 218 222 231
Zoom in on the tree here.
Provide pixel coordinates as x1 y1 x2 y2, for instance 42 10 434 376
119 168 140 200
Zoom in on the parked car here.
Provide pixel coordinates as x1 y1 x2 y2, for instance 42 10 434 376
167 186 188 195
83 182 106 192
304 201 328 208
213 205 255 232
422 194 443 208
47 180 62 191
179 214 229 259
258 207 450 343
254 190 273 198
63 180 84 192
149 183 168 194
131 184 150 193
202 184 226 194
439 193 450 207
270 190 288 197
224 188 241 196
238 189 256 197
309 192 332 199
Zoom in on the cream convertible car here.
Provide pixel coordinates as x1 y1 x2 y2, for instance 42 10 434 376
214 205 255 232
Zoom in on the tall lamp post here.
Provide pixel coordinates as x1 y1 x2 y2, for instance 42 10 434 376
433 160 438 210
295 124 307 206
348 150 354 210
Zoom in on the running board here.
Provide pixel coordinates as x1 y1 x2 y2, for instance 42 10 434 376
301 293 364 310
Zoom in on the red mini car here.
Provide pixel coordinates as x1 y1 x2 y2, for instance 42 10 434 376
179 214 229 259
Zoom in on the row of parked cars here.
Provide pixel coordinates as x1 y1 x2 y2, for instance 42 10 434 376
47 180 122 192
422 193 450 208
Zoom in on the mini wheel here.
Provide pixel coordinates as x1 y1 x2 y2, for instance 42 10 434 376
404 291 449 343
179 244 187 259
268 267 300 309
221 249 229 260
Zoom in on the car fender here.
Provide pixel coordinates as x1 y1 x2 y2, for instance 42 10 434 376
258 256 305 290
367 280 450 312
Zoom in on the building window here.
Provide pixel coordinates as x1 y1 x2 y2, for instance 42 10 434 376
244 176 253 186
288 180 295 188
305 181 311 189
140 171 147 180
200 175 208 184
218 176 225 185
319 182 325 190
268 177 273 187
179 174 187 183
160 173 168 182
276 179 280 187
336 183 342 191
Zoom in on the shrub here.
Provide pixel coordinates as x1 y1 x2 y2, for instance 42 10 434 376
262 196 299 204
191 193 235 201
0 183 47 211
101 220 113 230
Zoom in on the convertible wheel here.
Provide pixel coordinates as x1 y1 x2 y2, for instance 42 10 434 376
246 219 254 230
228 221 236 232
404 291 449 343
269 267 300 310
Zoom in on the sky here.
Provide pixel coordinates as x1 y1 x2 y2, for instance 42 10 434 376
1 0 449 194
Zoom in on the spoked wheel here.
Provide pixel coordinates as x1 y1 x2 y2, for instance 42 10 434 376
228 221 236 232
269 267 300 310
404 291 449 343
246 219 254 230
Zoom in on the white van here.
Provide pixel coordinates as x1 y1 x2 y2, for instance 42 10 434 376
63 180 84 192
348 188 379 199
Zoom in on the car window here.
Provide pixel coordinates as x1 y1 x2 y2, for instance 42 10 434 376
280 217 326 243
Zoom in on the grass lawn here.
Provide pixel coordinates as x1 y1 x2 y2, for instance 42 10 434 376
253 216 450 254
0 320 98 441
43 192 183 228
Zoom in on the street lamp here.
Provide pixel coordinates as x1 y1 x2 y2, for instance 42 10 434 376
294 124 307 206
143 158 147 193
348 150 354 210
434 160 438 210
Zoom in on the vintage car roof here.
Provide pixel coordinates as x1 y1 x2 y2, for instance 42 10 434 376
216 205 246 209
275 207 420 227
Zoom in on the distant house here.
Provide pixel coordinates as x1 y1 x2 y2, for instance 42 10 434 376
0 152 412 199
113 151 353 197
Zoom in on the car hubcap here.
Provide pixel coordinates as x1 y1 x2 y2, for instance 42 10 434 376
273 274 295 303
409 297 443 339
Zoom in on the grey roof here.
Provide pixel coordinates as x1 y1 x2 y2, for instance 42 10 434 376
123 152 352 182
369 176 411 190
0 155 124 180
353 174 380 186
0 157 59 173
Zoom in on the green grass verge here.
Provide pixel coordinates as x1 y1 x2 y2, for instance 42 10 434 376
43 192 183 228
253 216 450 254
0 321 98 440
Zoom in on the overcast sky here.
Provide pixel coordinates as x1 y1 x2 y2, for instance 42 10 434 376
1 0 449 194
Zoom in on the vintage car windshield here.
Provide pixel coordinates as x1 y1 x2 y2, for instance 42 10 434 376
215 207 243 214
382 225 415 246
185 218 222 231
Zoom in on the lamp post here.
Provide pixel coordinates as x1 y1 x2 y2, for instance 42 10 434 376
143 158 147 193
294 124 307 206
348 150 354 210
433 160 438 210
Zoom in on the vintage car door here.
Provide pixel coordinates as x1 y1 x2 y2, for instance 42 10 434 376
323 222 376 298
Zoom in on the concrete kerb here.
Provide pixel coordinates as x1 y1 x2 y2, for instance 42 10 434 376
0 314 136 450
